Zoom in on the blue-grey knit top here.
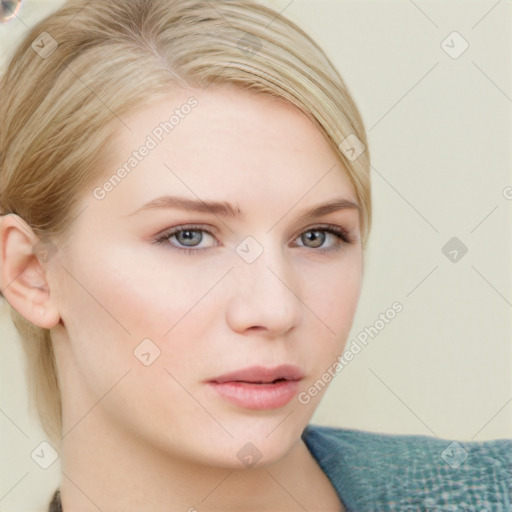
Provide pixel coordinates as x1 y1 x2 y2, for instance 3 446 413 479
301 425 511 511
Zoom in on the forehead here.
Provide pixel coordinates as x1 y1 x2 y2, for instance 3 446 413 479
94 86 357 217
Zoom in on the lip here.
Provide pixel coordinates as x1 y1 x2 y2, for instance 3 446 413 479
207 365 304 410
210 364 305 384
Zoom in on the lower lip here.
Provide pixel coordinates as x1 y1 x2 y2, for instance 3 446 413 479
207 380 300 410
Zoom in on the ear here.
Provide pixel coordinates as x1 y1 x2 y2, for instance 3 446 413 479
0 214 61 329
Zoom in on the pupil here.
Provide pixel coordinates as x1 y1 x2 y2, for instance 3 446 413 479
303 230 325 248
178 230 202 246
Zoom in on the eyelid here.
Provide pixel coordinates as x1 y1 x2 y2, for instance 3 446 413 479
296 228 353 254
153 224 218 248
153 223 217 239
291 223 353 243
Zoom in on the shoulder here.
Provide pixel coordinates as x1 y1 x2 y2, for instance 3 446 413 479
302 424 512 511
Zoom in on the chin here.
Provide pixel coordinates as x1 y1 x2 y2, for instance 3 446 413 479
198 439 297 471
193 417 307 470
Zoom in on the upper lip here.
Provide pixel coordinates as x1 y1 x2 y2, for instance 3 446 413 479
209 365 305 384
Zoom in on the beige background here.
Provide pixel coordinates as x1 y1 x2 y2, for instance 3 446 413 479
1 0 511 510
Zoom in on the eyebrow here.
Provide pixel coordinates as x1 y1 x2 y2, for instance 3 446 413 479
127 195 360 221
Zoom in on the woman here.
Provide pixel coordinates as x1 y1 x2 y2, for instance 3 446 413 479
0 1 509 511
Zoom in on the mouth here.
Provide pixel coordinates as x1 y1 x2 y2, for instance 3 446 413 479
209 364 304 384
206 365 304 410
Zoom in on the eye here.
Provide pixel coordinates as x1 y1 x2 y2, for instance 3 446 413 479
153 224 354 254
294 226 353 251
154 225 217 252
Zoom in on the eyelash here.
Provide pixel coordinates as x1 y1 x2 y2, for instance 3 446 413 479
153 224 354 255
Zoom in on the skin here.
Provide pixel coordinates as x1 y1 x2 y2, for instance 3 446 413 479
1 86 363 511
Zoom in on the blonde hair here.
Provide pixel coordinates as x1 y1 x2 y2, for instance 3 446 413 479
0 0 371 450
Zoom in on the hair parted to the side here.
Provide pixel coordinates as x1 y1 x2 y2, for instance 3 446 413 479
0 0 371 450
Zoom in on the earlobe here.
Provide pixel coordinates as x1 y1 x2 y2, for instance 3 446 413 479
0 214 61 329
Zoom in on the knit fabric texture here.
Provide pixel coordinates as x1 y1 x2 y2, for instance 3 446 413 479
301 425 511 511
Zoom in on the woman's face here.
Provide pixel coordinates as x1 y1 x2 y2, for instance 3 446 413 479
50 86 363 467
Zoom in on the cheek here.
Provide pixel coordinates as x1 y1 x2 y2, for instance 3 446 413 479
302 252 363 361
57 244 222 378
53 248 207 424
61 240 205 334
306 250 362 323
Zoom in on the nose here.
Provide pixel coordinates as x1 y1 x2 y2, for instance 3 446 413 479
225 247 303 337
